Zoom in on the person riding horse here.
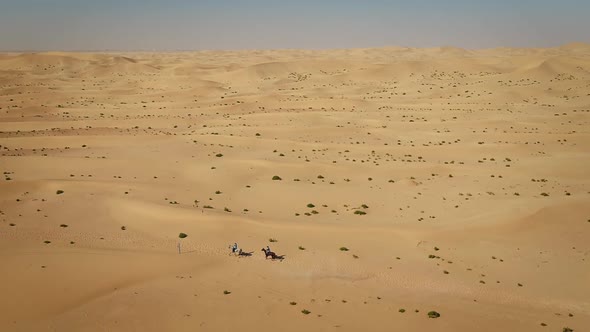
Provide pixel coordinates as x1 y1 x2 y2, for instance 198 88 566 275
261 247 284 260
230 243 241 255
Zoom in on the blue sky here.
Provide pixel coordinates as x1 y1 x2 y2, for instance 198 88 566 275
0 0 588 50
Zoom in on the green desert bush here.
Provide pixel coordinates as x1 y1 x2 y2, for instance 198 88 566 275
428 311 440 318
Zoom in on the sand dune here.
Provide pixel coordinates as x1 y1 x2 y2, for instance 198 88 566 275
1 44 589 332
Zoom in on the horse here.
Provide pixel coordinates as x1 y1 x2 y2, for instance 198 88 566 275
261 248 284 260
228 244 241 256
228 245 253 257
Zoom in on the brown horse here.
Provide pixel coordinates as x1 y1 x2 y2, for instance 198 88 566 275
261 248 284 260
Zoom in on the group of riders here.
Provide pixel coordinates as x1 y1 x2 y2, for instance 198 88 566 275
230 243 282 260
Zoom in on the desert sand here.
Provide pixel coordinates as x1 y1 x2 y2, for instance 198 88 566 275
1 43 589 332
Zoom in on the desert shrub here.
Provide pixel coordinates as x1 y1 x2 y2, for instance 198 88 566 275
354 210 366 215
178 233 188 239
340 247 349 251
56 190 64 195
272 175 282 180
428 311 440 318
301 309 311 315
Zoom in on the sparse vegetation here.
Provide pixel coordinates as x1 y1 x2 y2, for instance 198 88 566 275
428 311 440 318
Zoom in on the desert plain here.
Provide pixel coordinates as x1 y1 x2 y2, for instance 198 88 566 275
1 43 590 332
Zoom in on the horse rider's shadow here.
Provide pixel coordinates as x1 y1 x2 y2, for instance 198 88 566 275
238 251 253 257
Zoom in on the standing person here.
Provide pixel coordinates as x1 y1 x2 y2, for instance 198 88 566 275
232 243 239 254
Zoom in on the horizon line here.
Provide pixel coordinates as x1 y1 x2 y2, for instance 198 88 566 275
1 42 589 54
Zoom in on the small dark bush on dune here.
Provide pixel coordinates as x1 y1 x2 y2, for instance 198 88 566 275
428 311 440 318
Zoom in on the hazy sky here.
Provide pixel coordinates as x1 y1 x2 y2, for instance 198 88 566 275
0 0 588 51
